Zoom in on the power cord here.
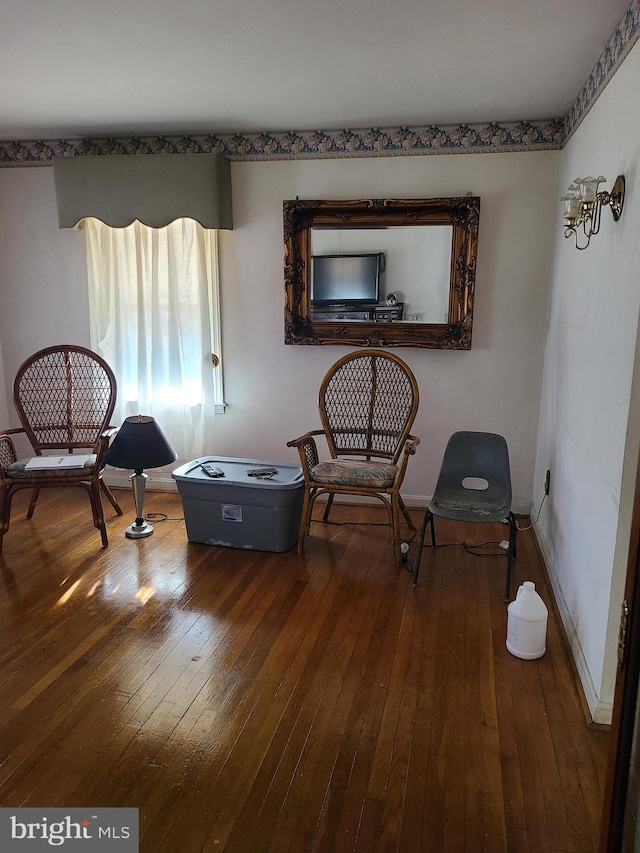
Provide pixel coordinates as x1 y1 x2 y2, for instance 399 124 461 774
320 518 418 544
144 512 185 523
419 539 508 558
515 491 547 532
401 537 511 577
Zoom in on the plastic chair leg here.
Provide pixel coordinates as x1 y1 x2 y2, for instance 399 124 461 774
504 512 517 601
412 509 434 586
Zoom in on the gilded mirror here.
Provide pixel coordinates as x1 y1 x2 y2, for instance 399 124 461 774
283 196 480 349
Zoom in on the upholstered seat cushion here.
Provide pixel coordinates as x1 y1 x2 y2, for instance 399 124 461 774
5 456 97 480
311 459 398 488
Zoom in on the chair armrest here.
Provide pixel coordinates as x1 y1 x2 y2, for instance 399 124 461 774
95 428 118 468
287 430 324 479
405 435 420 453
0 429 23 476
393 434 420 483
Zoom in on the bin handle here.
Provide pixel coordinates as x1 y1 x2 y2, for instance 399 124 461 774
184 460 204 475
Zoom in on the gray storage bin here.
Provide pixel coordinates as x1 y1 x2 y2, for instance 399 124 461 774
172 456 304 552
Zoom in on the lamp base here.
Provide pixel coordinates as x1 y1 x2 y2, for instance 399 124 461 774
125 521 154 538
124 471 153 539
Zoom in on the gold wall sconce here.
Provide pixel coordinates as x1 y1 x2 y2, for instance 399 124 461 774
561 175 625 250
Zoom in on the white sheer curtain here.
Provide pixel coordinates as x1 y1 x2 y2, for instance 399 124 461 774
84 217 222 463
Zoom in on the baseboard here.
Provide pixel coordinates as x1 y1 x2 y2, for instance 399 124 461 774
533 518 612 725
103 471 178 492
102 472 532 517
284 491 531 515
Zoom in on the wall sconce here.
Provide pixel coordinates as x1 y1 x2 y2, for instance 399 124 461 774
561 175 625 250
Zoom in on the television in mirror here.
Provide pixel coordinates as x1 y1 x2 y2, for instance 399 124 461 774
311 253 382 308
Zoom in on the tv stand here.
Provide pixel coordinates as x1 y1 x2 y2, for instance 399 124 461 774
373 303 404 321
312 307 374 320
312 303 404 322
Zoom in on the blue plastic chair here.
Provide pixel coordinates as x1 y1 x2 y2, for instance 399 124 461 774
412 431 516 600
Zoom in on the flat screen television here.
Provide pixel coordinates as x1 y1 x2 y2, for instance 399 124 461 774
311 254 381 307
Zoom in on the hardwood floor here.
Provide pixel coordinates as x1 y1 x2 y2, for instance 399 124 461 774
0 488 608 852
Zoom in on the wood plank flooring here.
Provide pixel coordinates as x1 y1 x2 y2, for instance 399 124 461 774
0 488 608 852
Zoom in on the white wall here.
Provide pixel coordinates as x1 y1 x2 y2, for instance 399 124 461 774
0 167 90 382
0 151 557 506
215 153 558 508
535 39 640 722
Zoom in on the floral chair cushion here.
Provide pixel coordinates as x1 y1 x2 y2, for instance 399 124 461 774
5 456 97 480
311 459 398 488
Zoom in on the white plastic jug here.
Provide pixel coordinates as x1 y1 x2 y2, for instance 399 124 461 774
506 581 548 660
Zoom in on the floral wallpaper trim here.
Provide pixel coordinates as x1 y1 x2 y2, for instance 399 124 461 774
564 0 640 139
1 0 638 168
0 120 564 167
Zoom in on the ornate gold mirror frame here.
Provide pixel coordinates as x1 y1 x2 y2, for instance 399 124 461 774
284 196 480 349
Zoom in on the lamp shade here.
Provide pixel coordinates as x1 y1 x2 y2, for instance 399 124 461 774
105 416 177 471
561 192 580 221
577 175 605 203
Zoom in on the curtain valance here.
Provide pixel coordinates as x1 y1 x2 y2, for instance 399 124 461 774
53 153 233 229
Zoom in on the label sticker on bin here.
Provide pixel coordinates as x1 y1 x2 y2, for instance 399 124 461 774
222 504 243 522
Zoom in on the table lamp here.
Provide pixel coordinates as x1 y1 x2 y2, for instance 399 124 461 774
105 415 177 538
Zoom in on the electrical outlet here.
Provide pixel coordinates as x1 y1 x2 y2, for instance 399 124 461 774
544 469 551 496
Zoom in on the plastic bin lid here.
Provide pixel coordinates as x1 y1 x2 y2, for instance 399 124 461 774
171 456 304 489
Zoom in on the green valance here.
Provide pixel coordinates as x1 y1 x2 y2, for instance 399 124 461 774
53 153 233 229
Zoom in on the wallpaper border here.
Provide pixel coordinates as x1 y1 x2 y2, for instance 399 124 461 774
0 120 564 167
0 1 638 166
564 0 640 140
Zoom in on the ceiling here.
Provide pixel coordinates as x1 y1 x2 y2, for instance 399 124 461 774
0 0 631 142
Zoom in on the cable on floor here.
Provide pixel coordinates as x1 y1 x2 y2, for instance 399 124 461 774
319 517 418 543
421 540 508 558
144 512 185 523
401 538 510 577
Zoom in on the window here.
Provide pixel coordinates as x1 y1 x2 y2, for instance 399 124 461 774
84 217 223 462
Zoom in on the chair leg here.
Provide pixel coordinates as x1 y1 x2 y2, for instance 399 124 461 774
322 493 335 523
390 495 402 566
26 487 40 519
297 486 313 556
0 484 13 553
87 482 108 548
412 509 435 586
412 509 428 586
504 512 517 602
100 479 123 516
398 494 416 532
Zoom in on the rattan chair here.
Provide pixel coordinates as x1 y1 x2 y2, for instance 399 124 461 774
0 345 123 551
287 349 420 565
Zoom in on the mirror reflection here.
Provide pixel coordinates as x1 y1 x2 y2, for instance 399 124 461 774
283 197 480 350
311 226 452 323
